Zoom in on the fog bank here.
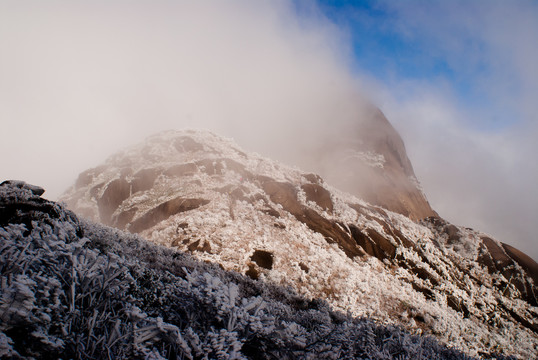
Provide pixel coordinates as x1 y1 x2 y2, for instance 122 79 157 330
1 0 536 260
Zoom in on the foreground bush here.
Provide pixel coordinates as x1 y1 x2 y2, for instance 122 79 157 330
1 182 510 359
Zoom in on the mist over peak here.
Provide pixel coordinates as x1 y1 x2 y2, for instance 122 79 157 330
56 129 538 358
1 0 536 259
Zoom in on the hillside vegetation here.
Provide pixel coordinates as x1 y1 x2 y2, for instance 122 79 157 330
0 181 494 359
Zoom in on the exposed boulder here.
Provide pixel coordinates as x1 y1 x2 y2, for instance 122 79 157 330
0 180 82 238
131 168 160 193
349 224 395 261
1 180 45 196
164 163 198 177
424 217 538 307
174 135 205 152
129 197 210 233
502 242 538 286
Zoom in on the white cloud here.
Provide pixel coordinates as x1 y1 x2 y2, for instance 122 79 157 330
0 0 536 261
367 0 538 260
0 0 356 197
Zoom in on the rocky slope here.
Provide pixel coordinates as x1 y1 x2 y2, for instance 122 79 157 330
3 180 483 359
61 129 538 358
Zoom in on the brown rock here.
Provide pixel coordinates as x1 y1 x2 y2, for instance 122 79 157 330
502 243 538 286
112 207 138 230
349 224 395 261
303 173 323 185
301 183 333 212
299 262 309 273
260 180 302 215
174 136 204 152
131 168 160 194
163 163 198 177
97 178 130 224
480 236 513 271
245 264 259 280
299 107 437 220
128 197 210 233
259 179 364 258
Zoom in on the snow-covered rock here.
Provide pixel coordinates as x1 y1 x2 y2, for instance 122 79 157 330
60 129 538 358
2 180 483 359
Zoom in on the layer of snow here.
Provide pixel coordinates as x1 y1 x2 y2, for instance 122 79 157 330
60 130 538 358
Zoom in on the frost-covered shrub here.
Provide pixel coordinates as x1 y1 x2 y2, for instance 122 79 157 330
0 183 510 359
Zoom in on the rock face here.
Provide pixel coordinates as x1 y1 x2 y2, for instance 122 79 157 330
61 130 538 358
297 106 437 221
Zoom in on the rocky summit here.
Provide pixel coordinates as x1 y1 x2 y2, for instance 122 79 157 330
296 105 438 221
61 129 538 358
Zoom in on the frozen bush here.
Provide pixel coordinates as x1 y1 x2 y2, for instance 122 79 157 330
0 183 505 359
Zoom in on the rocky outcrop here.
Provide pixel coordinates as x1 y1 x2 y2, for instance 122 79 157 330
423 217 538 308
1 180 82 238
0 180 45 196
128 197 210 233
301 106 437 220
61 130 538 358
97 178 131 224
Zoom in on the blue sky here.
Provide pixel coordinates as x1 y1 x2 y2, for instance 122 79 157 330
309 0 526 131
319 0 451 81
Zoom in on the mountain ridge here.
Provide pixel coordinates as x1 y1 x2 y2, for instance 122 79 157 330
279 106 438 221
1 179 500 359
60 129 538 358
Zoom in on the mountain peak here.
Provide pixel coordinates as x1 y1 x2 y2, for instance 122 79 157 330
298 106 437 220
61 128 538 358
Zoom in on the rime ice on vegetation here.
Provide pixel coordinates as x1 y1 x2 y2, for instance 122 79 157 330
52 130 538 359
0 180 490 359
